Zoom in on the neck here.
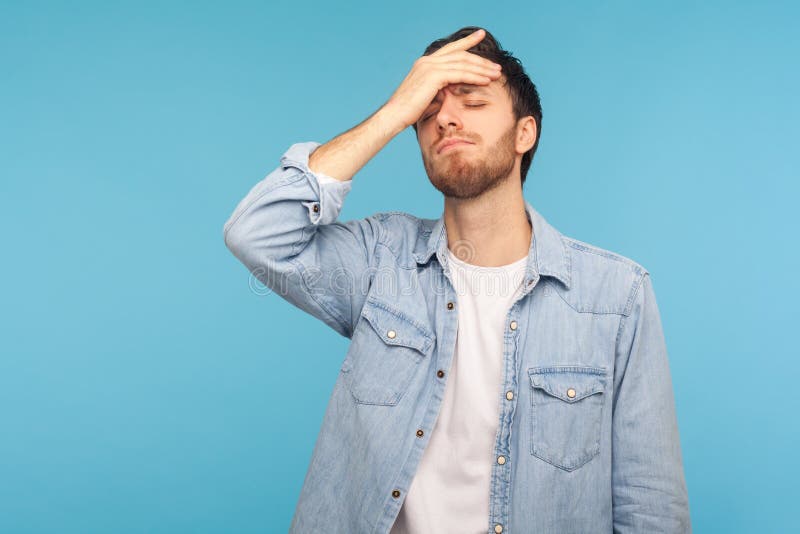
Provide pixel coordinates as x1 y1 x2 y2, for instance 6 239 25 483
443 179 532 267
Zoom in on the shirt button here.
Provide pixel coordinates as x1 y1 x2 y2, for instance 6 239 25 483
447 301 454 310
567 388 576 398
387 330 396 339
437 370 445 378
312 203 320 213
416 429 424 437
509 320 518 330
506 391 514 400
495 525 503 533
392 489 401 498
497 455 506 465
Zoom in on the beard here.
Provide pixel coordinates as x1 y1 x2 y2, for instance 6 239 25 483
422 124 517 200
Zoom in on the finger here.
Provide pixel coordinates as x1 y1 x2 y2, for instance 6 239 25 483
440 67 494 86
430 59 501 79
457 50 501 70
457 61 502 78
430 28 485 57
432 50 500 71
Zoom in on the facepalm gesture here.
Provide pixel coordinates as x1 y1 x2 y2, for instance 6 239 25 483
384 29 503 130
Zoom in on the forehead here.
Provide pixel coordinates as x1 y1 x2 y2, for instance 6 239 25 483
435 82 496 100
451 83 493 95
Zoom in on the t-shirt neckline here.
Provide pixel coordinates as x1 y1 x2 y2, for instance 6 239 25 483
445 246 528 272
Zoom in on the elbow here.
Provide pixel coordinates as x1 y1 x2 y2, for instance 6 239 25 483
222 212 301 266
223 214 261 262
223 217 243 256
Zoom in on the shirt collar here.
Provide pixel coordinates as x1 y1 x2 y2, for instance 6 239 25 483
412 200 572 291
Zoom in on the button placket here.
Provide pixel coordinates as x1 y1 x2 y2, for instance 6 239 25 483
491 307 517 530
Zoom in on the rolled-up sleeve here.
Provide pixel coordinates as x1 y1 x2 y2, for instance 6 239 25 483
223 141 380 339
612 271 692 533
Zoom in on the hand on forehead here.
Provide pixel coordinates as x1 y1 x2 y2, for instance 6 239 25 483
436 82 493 100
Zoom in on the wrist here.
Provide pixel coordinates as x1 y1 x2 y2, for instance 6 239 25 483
374 105 409 137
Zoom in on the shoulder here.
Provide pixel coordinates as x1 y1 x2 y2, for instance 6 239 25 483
555 232 650 317
562 234 648 276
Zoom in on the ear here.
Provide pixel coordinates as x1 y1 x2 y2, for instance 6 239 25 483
515 116 537 154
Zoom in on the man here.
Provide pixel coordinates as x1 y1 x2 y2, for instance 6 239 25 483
223 26 691 533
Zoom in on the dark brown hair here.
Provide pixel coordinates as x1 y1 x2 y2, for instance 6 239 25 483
412 26 543 185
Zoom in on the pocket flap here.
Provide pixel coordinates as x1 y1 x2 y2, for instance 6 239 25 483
360 296 434 355
528 366 607 403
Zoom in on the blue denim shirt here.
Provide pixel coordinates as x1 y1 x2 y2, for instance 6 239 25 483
223 141 691 533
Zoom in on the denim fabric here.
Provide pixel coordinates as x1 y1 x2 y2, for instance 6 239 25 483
223 141 691 533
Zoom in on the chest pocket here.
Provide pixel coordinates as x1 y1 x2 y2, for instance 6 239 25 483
528 365 607 471
341 296 434 406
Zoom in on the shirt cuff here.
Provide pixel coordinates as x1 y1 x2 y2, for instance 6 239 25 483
315 171 351 185
279 141 353 225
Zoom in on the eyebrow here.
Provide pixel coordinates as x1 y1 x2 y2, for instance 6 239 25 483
431 84 492 104
452 84 492 96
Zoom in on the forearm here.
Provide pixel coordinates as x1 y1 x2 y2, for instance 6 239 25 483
307 106 406 182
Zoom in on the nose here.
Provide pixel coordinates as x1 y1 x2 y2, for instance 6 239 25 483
432 87 463 130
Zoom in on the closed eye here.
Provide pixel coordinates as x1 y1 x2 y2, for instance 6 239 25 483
421 103 486 122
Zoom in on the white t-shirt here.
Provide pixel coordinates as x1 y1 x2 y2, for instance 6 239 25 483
390 245 529 534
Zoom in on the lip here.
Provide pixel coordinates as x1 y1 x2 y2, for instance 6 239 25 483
437 139 474 154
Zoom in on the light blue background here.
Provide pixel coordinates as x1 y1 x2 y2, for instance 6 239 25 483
1 1 797 532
